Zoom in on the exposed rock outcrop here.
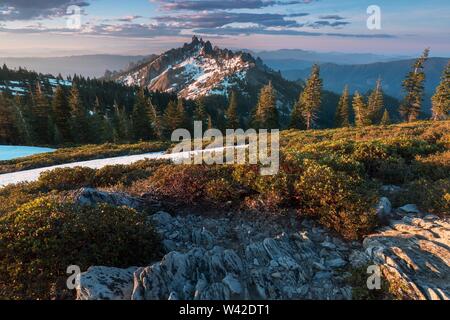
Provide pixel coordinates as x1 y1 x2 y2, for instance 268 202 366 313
73 188 144 210
364 212 449 300
76 192 449 301
79 211 357 300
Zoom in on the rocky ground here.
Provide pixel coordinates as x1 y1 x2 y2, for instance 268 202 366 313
74 188 449 300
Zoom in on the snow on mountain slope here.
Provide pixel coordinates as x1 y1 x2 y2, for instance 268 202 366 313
0 78 71 96
117 36 300 106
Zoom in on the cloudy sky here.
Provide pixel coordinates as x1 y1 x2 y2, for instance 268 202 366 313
0 0 449 57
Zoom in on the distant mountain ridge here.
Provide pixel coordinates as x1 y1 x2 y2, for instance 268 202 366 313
0 55 150 78
280 57 449 113
254 49 409 71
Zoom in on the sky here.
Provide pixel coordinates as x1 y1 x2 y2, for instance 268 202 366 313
0 0 449 57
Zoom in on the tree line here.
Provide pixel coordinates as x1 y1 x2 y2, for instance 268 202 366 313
285 48 449 130
0 49 448 146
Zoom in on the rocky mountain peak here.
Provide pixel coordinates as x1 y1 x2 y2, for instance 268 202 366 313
116 37 300 122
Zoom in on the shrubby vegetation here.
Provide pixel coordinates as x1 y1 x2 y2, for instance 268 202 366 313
0 198 161 300
0 121 448 299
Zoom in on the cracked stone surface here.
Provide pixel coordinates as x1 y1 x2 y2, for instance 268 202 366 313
74 189 449 301
364 213 450 300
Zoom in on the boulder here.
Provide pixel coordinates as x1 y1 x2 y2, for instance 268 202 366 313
398 204 421 214
73 188 145 210
376 197 392 223
77 266 138 300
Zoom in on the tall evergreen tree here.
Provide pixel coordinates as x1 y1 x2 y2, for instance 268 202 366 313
297 65 323 130
194 98 209 128
226 90 240 129
176 98 189 129
380 109 391 126
112 102 131 142
0 93 20 144
367 79 384 124
164 100 183 136
289 101 306 130
69 84 89 143
52 86 71 141
431 61 449 120
131 89 153 141
148 99 163 139
352 91 370 127
334 85 350 128
32 82 53 144
400 48 430 122
11 95 32 144
254 82 279 129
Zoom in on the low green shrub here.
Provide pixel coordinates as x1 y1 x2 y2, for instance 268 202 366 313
294 160 379 240
93 160 168 187
391 178 450 216
37 167 96 191
143 164 240 206
0 197 161 300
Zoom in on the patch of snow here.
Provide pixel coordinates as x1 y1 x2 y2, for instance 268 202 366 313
0 145 249 187
0 145 56 161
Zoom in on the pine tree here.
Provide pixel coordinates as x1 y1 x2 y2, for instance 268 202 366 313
352 91 370 127
32 82 52 144
0 93 20 144
52 86 71 141
69 84 89 143
367 79 384 124
131 89 153 141
289 100 306 129
194 98 209 128
400 48 430 122
176 98 189 129
297 65 323 130
380 109 391 125
148 99 163 139
254 82 279 129
431 61 449 120
226 90 240 129
164 100 183 136
334 85 350 128
112 102 130 142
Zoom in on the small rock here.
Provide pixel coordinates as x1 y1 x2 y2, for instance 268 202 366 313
381 185 402 193
321 241 336 250
152 211 173 225
376 197 392 223
398 204 420 214
162 239 177 252
77 266 138 300
326 258 347 269
168 292 179 300
271 272 282 279
349 250 370 268
313 271 332 281
168 231 180 240
313 262 326 270
222 274 242 295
